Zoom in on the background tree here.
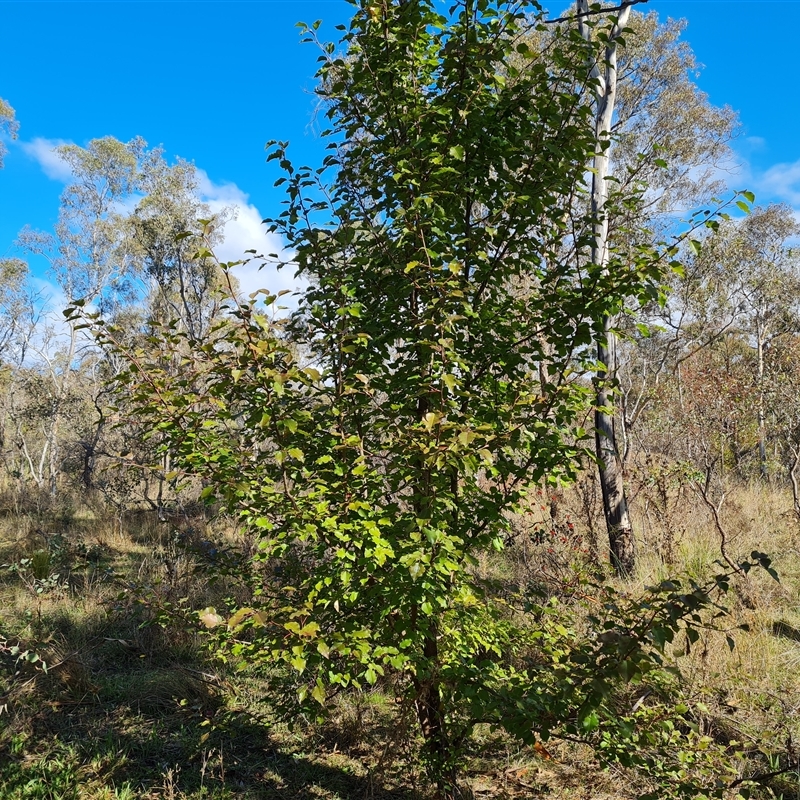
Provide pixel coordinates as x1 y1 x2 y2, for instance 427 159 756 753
10 138 232 501
577 0 636 574
713 206 800 478
130 153 232 340
571 4 738 573
0 96 18 168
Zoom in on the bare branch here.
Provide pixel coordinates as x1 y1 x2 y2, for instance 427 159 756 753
730 760 800 790
544 0 648 25
692 468 739 573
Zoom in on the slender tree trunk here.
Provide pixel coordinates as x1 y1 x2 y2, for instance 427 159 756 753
756 325 768 479
789 447 800 521
414 630 460 800
578 0 635 575
595 335 635 574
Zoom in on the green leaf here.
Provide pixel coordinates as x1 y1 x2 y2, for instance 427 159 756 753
227 608 253 628
312 682 326 704
580 711 599 732
291 655 307 673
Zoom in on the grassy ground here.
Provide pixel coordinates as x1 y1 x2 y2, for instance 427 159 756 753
2 482 800 799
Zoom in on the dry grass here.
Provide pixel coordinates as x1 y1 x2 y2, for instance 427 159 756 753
2 481 800 798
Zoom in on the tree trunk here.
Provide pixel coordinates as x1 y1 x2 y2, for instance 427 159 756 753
789 447 800 521
414 631 461 799
756 324 768 479
578 0 635 575
595 333 635 574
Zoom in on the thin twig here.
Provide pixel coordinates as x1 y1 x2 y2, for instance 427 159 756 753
730 761 800 790
544 0 648 25
693 472 739 573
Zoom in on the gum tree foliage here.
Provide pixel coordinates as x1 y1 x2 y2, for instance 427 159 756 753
129 153 232 341
19 137 145 310
12 138 149 497
88 1 770 796
611 12 737 228
627 205 800 484
14 138 230 497
533 6 739 574
696 205 800 480
0 96 18 168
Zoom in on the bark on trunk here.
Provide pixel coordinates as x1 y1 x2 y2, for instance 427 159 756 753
578 0 635 575
596 334 635 574
789 448 800 521
756 325 768 479
414 631 461 799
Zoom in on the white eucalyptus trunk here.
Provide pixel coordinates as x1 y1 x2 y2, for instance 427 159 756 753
756 318 768 479
578 0 635 575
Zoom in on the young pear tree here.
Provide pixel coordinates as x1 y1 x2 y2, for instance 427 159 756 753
90 1 766 796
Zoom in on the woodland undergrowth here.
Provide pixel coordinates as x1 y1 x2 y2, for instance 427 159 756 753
0 477 798 800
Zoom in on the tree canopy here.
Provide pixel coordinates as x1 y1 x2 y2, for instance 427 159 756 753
77 2 772 797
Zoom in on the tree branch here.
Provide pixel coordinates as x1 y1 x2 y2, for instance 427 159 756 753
730 761 800 790
544 0 648 25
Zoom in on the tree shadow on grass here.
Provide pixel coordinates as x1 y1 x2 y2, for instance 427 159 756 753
0 517 427 800
12 699 425 799
1 603 426 800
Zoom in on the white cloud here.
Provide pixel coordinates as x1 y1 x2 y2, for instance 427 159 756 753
20 137 73 181
699 149 800 240
196 170 305 305
743 136 766 152
684 145 800 215
756 159 800 208
19 138 305 308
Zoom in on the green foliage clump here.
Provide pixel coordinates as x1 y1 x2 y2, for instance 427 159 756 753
80 1 776 797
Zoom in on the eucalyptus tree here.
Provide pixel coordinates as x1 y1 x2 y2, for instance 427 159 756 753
727 206 800 478
576 0 637 574
129 153 232 341
12 138 144 496
767 334 800 515
618 203 800 534
571 4 739 573
0 96 17 168
13 138 231 497
684 205 800 479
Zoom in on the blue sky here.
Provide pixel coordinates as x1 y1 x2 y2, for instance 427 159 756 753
1 0 799 299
